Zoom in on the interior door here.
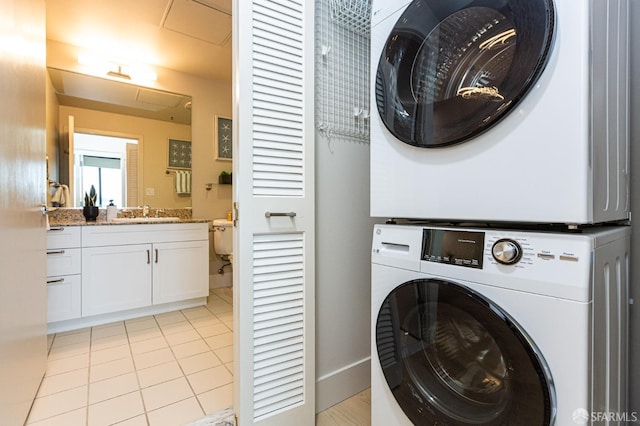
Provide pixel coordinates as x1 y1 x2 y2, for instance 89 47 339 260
233 0 315 424
0 0 48 424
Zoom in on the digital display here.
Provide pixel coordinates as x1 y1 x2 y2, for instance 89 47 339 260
422 229 485 269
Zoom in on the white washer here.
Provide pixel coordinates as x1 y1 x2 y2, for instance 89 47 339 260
371 224 630 425
370 0 630 224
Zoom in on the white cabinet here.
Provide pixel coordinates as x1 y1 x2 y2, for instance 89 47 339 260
153 240 209 304
82 244 153 316
46 226 82 323
46 222 209 331
81 223 208 317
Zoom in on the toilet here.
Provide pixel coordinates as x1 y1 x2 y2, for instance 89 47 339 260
212 219 233 263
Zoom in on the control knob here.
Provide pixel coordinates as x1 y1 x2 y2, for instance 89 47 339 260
492 239 522 265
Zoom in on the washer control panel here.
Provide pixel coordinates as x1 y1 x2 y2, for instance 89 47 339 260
421 229 484 269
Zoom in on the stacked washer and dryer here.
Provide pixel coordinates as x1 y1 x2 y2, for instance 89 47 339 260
369 0 632 425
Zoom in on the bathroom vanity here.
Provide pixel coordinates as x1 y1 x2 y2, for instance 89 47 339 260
46 220 209 333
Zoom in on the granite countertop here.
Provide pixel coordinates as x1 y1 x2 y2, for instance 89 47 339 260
48 207 210 227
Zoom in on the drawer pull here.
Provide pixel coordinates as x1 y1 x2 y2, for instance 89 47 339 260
48 227 65 232
47 250 66 255
155 249 159 264
47 278 65 284
147 249 151 264
265 212 296 218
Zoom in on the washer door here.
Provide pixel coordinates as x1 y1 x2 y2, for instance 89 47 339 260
375 0 555 147
376 279 555 425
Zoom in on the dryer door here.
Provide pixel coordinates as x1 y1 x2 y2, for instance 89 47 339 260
375 279 555 425
375 0 555 147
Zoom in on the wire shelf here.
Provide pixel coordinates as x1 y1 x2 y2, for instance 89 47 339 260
316 0 371 144
330 0 371 36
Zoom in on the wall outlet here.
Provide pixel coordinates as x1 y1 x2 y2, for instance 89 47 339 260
145 188 155 196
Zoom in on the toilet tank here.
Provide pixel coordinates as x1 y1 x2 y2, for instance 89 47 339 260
213 219 233 255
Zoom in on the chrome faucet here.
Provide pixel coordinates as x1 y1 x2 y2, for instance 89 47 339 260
143 205 150 218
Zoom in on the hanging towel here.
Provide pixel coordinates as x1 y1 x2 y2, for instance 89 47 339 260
51 184 70 207
174 170 192 195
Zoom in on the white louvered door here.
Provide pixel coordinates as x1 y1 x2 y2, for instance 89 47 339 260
233 0 315 425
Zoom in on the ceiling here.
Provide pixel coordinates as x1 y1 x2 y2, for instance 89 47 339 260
46 0 232 82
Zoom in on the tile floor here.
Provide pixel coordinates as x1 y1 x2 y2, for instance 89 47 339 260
27 288 234 426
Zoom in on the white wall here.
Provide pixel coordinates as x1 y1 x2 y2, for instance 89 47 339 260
315 134 380 411
628 0 639 417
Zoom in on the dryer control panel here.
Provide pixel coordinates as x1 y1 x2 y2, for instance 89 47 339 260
422 229 484 269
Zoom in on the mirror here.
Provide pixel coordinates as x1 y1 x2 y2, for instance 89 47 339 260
48 67 192 209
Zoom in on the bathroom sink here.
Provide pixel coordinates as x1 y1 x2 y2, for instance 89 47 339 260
111 217 181 223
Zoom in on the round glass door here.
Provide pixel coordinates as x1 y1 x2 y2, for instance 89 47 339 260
375 0 555 147
376 279 555 425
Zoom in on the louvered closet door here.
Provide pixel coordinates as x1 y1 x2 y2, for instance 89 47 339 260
233 0 315 425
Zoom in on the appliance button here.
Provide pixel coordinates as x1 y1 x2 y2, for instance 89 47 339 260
492 239 523 265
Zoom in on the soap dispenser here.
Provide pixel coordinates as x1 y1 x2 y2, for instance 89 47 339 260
106 200 117 222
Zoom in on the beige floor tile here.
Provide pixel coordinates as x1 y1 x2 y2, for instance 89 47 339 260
159 320 194 336
146 397 205 426
91 323 126 340
186 365 233 395
127 326 163 344
46 353 89 377
125 317 158 332
26 407 86 426
37 368 89 397
215 312 233 324
189 316 221 329
205 332 233 350
133 347 175 370
214 346 233 364
87 391 145 426
112 414 148 425
47 341 90 361
47 334 55 353
91 333 129 352
51 331 90 349
177 351 222 376
154 312 186 326
141 377 194 412
170 339 211 359
27 386 88 423
195 323 231 338
90 356 136 383
165 329 201 346
55 327 90 337
206 303 232 315
197 383 233 416
181 306 214 320
90 344 131 366
137 360 184 388
89 372 139 405
129 336 168 355
224 362 233 375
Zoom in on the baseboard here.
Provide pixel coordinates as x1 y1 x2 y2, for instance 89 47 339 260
316 356 371 413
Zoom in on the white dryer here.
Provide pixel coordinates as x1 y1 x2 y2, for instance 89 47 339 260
370 0 630 224
371 224 630 425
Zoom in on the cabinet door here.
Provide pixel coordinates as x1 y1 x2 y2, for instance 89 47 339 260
152 240 208 305
82 244 152 316
47 275 81 323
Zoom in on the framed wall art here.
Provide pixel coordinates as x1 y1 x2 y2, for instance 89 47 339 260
215 116 232 161
168 138 192 169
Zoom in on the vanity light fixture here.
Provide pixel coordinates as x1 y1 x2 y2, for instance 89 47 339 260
106 65 131 80
78 53 158 83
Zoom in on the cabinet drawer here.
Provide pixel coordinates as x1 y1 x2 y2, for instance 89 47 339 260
47 248 81 276
47 226 81 249
47 274 81 323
